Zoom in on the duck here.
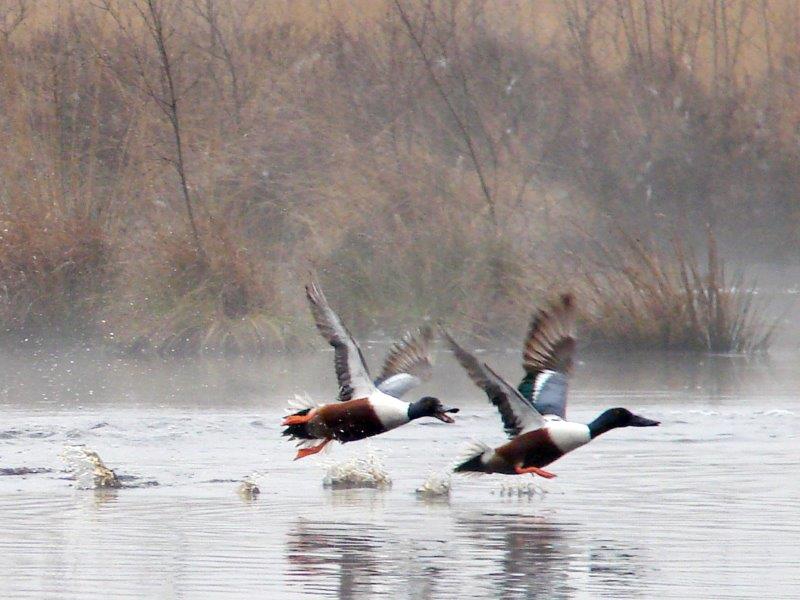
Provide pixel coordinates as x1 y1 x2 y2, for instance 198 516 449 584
282 282 459 460
441 293 659 478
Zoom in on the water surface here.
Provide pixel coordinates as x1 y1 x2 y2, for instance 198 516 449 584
0 345 798 598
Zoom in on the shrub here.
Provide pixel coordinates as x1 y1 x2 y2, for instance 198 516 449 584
107 226 291 355
0 207 111 337
579 229 775 353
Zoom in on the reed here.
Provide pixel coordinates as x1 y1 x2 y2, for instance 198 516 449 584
105 226 292 356
579 229 775 353
0 206 111 338
0 1 793 354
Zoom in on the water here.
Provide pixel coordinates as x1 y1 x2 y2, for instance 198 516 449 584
0 345 798 599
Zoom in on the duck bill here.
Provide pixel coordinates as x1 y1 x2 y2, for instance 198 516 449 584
434 406 459 423
630 414 660 427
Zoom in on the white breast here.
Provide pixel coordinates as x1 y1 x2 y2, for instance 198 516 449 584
368 390 411 430
546 420 591 454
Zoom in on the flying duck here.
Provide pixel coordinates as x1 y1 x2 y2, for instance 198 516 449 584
442 294 659 477
282 282 459 460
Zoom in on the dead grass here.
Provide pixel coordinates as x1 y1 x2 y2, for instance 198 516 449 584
0 206 111 337
106 225 292 356
579 229 775 353
0 1 793 354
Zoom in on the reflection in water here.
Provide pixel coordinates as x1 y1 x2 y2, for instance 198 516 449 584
286 517 451 599
458 514 574 599
579 351 774 401
286 520 384 599
323 488 389 512
587 543 646 595
457 513 647 600
284 512 649 600
90 487 119 508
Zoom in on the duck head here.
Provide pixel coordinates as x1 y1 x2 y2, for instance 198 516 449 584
588 407 660 438
408 396 460 423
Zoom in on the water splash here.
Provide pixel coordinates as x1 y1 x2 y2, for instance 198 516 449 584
415 471 451 498
322 451 392 489
237 476 261 500
492 480 547 498
60 445 121 490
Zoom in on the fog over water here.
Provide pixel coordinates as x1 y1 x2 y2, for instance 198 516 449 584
1 345 798 598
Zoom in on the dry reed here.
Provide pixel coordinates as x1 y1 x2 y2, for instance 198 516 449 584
0 1 792 353
579 229 775 353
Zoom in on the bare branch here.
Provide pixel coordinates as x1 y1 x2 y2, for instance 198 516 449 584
393 0 497 232
0 0 27 43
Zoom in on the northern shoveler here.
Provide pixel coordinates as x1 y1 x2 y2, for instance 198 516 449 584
282 282 459 460
442 294 659 478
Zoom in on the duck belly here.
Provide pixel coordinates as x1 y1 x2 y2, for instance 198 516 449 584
495 429 564 471
315 395 407 443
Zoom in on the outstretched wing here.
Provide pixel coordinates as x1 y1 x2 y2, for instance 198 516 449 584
375 325 434 398
305 281 375 401
441 328 544 438
519 293 577 419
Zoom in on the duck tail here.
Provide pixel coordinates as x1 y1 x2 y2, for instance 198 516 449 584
453 440 492 474
282 394 320 440
281 408 314 440
287 393 318 412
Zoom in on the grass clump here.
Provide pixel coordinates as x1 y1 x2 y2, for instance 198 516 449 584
108 227 290 356
0 207 111 338
580 229 775 353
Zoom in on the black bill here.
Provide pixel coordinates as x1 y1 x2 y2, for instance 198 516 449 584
629 414 660 427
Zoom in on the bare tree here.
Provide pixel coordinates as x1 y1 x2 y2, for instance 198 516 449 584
393 0 498 233
95 0 205 257
190 0 255 129
0 0 26 43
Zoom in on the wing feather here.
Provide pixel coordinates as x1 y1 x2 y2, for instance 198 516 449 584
519 293 577 419
374 325 433 397
441 328 544 438
305 281 375 401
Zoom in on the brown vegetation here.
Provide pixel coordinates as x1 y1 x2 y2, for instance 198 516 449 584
0 0 791 353
579 229 775 353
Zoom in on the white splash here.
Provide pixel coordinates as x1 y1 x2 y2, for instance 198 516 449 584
493 480 547 498
322 451 392 489
237 475 261 499
60 445 120 490
762 409 796 417
415 471 451 498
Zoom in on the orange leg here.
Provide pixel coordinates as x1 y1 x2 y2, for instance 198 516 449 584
515 465 557 479
282 411 315 426
294 438 332 461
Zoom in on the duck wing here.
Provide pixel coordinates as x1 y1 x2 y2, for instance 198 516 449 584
442 328 544 438
305 281 376 402
519 293 577 419
374 325 434 398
